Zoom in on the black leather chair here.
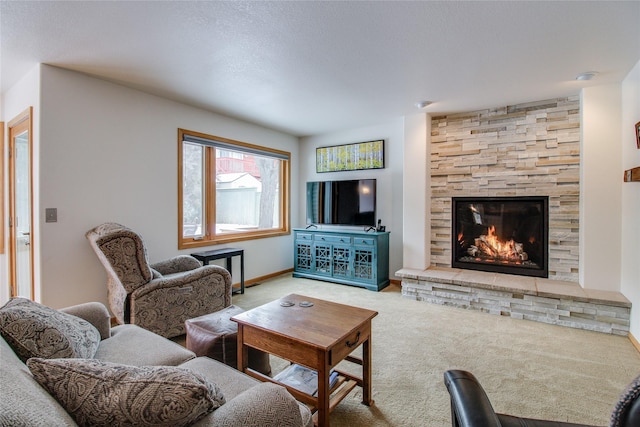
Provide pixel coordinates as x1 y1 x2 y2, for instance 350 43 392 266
444 370 640 427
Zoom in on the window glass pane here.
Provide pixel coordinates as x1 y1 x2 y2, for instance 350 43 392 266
178 128 290 248
183 143 204 237
215 148 281 234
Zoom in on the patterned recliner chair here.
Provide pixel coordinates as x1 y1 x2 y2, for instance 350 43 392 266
86 223 232 338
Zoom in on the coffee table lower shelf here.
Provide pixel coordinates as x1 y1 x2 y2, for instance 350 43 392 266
245 368 363 423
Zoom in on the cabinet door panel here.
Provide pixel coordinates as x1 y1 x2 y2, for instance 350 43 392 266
331 245 352 279
354 248 375 281
295 242 313 272
314 243 332 275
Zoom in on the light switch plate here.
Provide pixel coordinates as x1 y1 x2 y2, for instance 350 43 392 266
45 208 57 223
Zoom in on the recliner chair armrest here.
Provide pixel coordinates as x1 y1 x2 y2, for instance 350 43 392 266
151 255 202 275
59 302 111 340
444 370 600 427
134 265 232 299
495 414 598 427
444 370 503 427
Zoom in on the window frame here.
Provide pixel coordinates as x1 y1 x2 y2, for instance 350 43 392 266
178 128 290 249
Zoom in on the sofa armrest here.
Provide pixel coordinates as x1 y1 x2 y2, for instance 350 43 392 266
444 370 502 427
194 382 308 427
59 302 111 340
151 255 201 275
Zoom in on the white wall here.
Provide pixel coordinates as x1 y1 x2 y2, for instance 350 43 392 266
580 85 623 291
402 113 429 269
299 118 404 279
36 65 299 309
620 60 640 338
1 65 41 304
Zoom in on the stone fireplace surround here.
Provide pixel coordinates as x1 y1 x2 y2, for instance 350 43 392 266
430 97 580 281
398 97 631 334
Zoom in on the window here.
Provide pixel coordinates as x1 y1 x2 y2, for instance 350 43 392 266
178 129 290 248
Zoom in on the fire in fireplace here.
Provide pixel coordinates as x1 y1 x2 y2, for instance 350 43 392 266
452 196 548 278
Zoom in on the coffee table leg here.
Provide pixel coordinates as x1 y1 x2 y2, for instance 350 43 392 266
362 333 374 406
236 324 248 373
317 353 330 427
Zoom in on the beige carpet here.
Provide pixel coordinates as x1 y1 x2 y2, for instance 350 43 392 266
232 274 640 427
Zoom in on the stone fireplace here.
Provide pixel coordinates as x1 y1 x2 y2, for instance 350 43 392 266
452 196 548 278
430 96 580 282
397 96 631 335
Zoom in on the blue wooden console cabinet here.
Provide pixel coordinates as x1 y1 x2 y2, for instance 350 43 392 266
292 228 390 291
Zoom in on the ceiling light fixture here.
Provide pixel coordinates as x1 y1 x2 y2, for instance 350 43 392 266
575 71 598 81
415 101 433 109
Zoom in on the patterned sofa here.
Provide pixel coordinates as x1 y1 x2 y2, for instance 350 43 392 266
86 222 233 338
0 298 312 426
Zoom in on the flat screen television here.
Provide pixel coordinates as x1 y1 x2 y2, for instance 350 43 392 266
306 179 376 226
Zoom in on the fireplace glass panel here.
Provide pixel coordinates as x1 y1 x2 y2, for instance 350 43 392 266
452 196 548 278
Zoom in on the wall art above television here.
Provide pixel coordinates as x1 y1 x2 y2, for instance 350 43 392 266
316 139 384 173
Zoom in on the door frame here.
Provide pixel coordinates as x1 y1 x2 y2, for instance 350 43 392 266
7 107 34 299
0 121 4 255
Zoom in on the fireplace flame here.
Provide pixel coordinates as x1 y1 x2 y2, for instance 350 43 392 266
467 225 528 263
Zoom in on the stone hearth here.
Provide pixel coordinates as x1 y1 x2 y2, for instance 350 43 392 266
397 267 630 335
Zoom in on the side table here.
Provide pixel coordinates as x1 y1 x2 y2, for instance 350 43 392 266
190 248 244 294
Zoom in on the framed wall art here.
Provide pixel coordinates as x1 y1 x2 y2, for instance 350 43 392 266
635 121 640 149
316 139 384 173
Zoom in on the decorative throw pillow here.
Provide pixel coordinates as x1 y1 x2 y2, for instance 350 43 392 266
0 297 100 361
27 358 225 427
610 374 640 427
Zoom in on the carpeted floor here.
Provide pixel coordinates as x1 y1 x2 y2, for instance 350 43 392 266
230 274 640 426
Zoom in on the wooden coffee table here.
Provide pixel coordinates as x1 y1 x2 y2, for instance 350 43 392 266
231 293 378 426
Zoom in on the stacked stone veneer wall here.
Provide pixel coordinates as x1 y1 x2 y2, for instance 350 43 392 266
430 97 580 282
399 270 630 335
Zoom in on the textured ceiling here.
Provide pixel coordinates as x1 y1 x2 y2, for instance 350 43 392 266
2 1 639 136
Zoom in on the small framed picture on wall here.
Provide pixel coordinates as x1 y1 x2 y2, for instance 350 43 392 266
636 121 640 149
